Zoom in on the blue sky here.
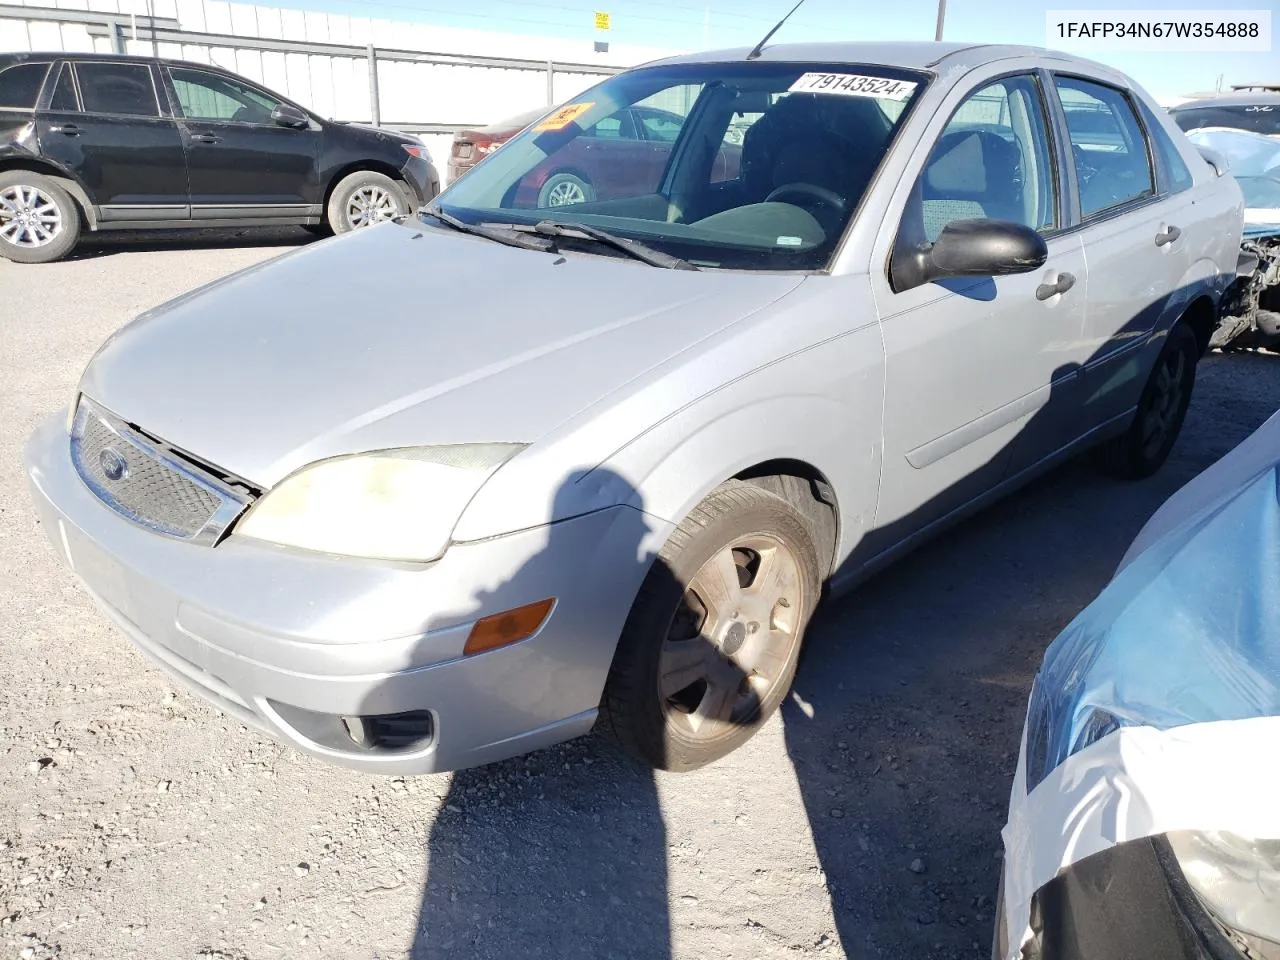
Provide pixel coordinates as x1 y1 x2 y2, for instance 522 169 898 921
270 0 1279 98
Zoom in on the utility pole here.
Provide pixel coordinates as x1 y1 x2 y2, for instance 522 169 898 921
934 0 946 41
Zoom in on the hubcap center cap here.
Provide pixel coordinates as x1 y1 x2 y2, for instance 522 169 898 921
722 621 747 656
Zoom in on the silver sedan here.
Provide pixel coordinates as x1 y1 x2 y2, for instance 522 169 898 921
26 41 1244 774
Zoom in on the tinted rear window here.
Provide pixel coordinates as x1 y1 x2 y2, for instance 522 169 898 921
75 62 158 117
0 62 50 109
1172 104 1280 136
48 63 79 111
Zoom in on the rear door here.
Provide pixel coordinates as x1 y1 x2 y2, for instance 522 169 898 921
36 60 188 221
1050 74 1196 432
161 65 320 220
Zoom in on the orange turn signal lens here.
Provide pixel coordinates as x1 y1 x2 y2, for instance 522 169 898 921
464 598 555 656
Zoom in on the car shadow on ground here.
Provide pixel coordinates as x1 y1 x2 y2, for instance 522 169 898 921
64 225 318 261
400 351 1280 960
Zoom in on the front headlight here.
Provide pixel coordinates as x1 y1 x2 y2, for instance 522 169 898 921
235 444 524 561
1168 830 1280 944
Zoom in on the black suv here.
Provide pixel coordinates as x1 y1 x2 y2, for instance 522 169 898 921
0 52 440 263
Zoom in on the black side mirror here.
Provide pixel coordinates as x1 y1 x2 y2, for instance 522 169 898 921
891 218 1048 291
271 104 310 129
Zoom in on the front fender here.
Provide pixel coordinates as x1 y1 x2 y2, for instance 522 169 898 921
455 310 886 569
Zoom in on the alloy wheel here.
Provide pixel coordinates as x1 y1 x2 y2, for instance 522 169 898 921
345 185 399 228
658 535 805 740
546 180 587 206
0 184 63 248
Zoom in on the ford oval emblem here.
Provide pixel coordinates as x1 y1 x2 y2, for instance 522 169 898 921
99 447 129 482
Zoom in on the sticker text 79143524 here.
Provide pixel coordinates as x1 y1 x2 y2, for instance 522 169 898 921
789 73 918 101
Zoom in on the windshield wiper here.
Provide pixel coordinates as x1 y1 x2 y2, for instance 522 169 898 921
530 219 699 271
421 206 554 253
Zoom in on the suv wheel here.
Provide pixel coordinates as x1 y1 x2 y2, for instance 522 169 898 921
0 171 81 264
602 482 821 771
327 170 410 234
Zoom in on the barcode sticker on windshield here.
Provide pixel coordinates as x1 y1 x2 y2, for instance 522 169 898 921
789 73 918 101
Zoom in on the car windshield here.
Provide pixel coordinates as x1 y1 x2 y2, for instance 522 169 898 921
434 61 927 271
1173 103 1280 137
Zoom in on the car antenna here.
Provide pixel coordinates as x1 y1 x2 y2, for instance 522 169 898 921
746 0 806 60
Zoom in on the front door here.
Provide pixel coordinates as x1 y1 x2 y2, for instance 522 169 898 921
162 66 320 220
36 60 188 222
865 72 1088 555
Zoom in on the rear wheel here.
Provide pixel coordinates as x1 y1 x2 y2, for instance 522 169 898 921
1105 323 1199 479
602 482 820 771
326 170 410 234
0 171 81 264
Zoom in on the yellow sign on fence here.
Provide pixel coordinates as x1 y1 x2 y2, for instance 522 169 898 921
594 11 611 30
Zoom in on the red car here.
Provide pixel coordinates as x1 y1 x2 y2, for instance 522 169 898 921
448 105 741 206
447 107 545 184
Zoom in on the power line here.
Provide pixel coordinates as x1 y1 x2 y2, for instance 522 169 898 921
277 0 831 40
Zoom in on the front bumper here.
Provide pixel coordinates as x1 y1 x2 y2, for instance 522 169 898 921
25 412 665 774
401 154 440 205
998 836 1273 960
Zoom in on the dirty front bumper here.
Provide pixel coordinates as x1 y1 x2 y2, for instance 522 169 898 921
25 412 662 774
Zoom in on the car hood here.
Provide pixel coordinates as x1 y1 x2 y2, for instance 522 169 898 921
79 222 804 488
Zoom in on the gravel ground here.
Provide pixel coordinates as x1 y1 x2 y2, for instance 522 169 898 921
2 228 1279 960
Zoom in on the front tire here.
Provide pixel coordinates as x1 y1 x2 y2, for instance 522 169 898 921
326 170 410 234
1105 323 1199 479
537 172 594 208
602 482 821 772
0 171 81 264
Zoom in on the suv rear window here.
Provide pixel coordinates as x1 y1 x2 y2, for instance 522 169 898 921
0 62 50 109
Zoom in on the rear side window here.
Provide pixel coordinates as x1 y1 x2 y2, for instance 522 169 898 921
74 62 158 117
48 63 79 112
0 62 50 109
1055 76 1154 218
1137 99 1194 194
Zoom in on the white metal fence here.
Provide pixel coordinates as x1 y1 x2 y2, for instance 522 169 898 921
0 0 680 178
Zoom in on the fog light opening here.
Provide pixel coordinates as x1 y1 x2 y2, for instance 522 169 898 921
339 710 434 751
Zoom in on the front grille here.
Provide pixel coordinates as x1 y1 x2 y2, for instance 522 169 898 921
70 399 250 544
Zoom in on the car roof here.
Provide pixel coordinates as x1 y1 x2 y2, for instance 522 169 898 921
1172 91 1280 110
647 41 1109 74
0 51 241 73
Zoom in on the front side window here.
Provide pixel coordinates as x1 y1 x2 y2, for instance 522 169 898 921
1055 76 1155 218
437 62 926 271
910 74 1058 243
74 62 158 117
169 68 280 123
0 62 50 109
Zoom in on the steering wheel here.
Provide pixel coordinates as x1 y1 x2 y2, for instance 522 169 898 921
765 183 846 213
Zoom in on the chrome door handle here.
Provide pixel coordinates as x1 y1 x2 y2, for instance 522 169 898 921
1035 271 1076 301
189 133 221 144
49 123 80 136
1155 224 1182 247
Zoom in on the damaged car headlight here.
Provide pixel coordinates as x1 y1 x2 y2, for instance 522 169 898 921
1168 830 1280 944
235 444 525 562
